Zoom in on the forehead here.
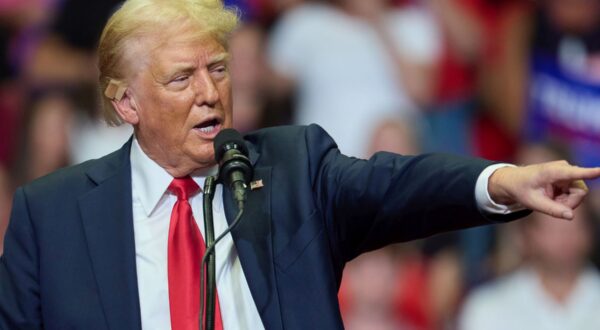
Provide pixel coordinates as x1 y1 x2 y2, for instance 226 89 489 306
124 29 228 77
152 34 226 62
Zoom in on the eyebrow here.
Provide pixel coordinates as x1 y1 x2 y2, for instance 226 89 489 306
208 53 230 65
154 65 194 83
154 52 231 82
167 53 229 73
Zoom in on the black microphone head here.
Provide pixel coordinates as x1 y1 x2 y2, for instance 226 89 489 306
214 128 249 162
214 128 253 194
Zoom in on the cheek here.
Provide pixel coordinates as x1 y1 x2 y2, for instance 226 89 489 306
219 80 233 113
220 79 232 101
147 93 195 127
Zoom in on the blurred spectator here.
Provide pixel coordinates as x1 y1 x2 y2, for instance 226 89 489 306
340 247 415 330
267 0 440 157
13 0 132 183
0 0 56 244
340 238 465 330
426 0 529 161
1 0 130 243
0 0 55 170
367 116 420 156
395 238 464 330
459 202 600 330
422 0 482 156
425 0 532 290
18 93 73 181
229 23 269 133
522 0 600 183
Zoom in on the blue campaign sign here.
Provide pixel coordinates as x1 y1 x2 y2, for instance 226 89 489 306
526 52 600 172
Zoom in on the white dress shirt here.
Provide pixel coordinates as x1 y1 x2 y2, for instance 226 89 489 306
130 138 264 330
130 136 516 329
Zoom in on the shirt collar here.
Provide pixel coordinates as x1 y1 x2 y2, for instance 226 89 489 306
130 136 218 217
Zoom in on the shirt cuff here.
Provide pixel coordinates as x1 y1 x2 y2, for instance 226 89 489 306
475 163 525 215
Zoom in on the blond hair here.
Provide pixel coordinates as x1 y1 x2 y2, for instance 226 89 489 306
98 0 239 125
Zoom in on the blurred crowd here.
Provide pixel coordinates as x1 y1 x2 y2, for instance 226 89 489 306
1 0 600 329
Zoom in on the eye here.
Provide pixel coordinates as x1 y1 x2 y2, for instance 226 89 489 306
210 65 228 79
171 75 189 83
166 75 190 89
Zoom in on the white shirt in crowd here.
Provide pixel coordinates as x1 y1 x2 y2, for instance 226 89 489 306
268 3 442 157
459 267 600 330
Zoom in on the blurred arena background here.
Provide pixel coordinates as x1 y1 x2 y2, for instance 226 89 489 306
1 0 600 329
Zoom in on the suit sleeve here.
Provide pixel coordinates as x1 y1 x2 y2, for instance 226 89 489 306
0 187 43 329
303 124 527 262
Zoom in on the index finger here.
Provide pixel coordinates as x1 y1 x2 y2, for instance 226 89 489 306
551 166 600 181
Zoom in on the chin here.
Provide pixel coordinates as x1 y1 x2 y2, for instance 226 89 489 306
192 150 216 166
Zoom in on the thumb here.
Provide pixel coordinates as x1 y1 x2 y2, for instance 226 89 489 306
528 193 574 220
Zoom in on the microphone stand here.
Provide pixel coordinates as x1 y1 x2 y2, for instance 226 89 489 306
199 173 248 330
202 176 217 330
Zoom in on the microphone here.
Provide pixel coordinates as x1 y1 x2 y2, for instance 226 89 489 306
214 128 253 208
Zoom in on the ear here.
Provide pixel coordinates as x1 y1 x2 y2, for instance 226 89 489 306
111 90 140 125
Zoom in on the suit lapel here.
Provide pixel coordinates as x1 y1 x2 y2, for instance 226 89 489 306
223 144 283 329
79 140 142 330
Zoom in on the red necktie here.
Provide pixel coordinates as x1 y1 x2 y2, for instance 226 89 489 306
167 176 223 330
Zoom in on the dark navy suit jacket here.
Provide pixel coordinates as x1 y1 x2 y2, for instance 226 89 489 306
0 125 526 329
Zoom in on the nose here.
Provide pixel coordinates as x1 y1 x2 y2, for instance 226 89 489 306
194 70 220 107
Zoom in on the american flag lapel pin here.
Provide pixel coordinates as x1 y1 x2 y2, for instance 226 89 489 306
250 179 264 190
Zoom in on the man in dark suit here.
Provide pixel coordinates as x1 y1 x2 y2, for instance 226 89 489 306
1 0 599 329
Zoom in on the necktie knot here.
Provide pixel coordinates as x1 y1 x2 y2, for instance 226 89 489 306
168 176 200 201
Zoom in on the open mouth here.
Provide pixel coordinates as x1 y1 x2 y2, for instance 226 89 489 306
193 118 222 136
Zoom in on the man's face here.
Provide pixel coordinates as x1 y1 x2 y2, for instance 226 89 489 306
525 209 592 272
123 31 233 174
